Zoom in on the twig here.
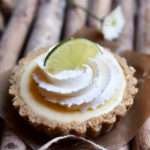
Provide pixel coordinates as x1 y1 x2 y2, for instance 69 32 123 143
66 0 102 22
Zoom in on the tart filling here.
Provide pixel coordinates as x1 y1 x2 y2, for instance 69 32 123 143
33 46 126 112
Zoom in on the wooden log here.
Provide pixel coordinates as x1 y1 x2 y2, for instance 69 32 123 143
25 0 66 55
63 0 88 39
0 0 18 23
132 0 150 149
0 12 4 34
0 0 37 148
0 0 38 74
0 0 11 21
135 0 150 54
114 1 134 148
115 0 134 149
108 1 134 149
118 144 129 150
115 0 135 51
88 0 112 29
133 118 150 150
0 127 27 150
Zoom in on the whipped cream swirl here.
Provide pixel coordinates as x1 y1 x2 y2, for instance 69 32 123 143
33 46 125 111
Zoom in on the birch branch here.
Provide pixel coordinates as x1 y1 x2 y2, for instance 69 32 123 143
0 0 12 21
132 0 150 149
25 0 65 55
117 144 129 150
88 0 112 29
0 0 38 74
0 127 27 150
135 0 150 54
63 0 88 39
114 0 135 148
133 118 150 150
115 0 135 51
0 0 38 148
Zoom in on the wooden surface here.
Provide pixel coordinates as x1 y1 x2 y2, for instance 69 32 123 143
0 0 150 149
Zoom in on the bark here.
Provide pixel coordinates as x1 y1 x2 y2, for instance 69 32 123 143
0 0 12 20
63 0 88 39
25 0 65 55
135 0 150 54
0 127 27 150
0 12 4 33
0 0 38 74
132 118 150 150
132 1 150 149
0 0 37 148
116 0 135 51
88 0 112 29
118 144 129 150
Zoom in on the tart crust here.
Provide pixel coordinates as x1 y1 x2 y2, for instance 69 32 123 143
9 47 138 138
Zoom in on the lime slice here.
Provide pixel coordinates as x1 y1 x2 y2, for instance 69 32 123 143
44 38 102 71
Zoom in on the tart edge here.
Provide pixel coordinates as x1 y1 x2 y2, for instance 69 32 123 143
9 47 138 138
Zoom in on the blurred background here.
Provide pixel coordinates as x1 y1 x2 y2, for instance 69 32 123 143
0 0 150 149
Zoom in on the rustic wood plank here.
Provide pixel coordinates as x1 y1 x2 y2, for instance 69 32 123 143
0 0 38 74
25 0 66 55
63 0 88 39
88 0 112 29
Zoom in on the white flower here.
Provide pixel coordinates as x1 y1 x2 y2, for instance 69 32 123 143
102 6 125 41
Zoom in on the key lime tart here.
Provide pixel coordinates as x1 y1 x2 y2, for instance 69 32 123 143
9 38 138 138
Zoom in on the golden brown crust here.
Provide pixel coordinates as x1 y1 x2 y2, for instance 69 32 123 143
9 47 138 138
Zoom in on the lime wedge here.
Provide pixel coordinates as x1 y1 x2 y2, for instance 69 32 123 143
44 38 102 71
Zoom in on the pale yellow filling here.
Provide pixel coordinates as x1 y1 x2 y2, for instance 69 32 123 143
20 53 126 122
